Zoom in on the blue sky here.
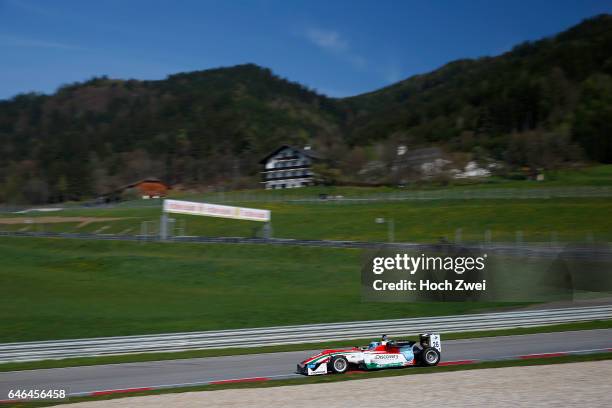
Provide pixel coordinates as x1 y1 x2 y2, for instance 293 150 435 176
1 0 611 99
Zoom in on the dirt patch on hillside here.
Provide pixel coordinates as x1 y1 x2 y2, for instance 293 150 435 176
60 360 612 407
0 217 123 228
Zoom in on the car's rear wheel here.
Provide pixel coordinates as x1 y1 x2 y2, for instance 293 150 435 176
420 347 441 366
330 356 349 374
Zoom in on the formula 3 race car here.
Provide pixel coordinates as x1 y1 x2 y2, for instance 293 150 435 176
297 333 441 376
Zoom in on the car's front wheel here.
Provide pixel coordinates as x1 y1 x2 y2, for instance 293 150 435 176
420 347 441 366
330 356 349 374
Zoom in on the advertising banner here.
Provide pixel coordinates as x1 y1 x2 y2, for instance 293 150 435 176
163 199 270 222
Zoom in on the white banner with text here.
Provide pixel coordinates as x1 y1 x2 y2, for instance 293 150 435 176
163 199 270 222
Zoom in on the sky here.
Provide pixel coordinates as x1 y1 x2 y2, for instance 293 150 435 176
0 0 611 100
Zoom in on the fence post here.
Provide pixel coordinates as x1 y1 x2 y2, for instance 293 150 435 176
262 222 272 239
160 213 168 241
516 230 523 245
140 221 147 244
455 228 462 243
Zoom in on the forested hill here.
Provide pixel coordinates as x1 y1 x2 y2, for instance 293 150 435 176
1 14 611 203
0 64 343 202
342 14 612 162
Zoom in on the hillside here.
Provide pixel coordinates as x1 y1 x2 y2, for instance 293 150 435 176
342 14 612 162
1 15 611 203
0 65 347 202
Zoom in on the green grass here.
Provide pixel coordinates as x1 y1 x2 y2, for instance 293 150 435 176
3 165 611 242
173 164 612 198
12 352 612 407
0 237 518 343
4 197 612 242
1 170 610 343
544 165 612 186
1 320 610 373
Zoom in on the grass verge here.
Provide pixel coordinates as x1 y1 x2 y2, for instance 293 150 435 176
0 237 523 343
5 196 612 242
1 319 610 373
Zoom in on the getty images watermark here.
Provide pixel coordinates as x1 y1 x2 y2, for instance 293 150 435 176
362 243 612 302
371 253 488 292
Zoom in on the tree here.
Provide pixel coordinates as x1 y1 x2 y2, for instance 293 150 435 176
572 74 612 163
312 163 342 186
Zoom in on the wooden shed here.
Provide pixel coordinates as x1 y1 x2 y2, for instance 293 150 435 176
121 178 169 199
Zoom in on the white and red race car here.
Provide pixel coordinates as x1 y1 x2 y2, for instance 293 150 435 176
297 333 441 376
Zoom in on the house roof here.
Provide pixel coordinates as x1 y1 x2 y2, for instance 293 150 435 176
118 178 168 191
259 145 322 164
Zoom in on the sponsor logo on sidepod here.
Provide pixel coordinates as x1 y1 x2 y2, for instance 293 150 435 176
375 354 397 360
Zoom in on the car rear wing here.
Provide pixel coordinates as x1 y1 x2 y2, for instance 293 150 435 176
419 333 441 352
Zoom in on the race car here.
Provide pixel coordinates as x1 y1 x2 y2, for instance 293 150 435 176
297 333 441 376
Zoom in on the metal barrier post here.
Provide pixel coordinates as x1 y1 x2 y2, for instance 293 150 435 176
263 222 272 239
160 213 168 241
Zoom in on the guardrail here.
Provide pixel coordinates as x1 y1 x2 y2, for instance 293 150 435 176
138 186 612 204
1 306 610 363
1 231 610 260
136 186 612 204
2 186 612 214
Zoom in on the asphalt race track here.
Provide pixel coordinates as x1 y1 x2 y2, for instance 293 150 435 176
1 329 611 398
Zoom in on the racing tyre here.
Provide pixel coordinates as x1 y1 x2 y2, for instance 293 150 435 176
420 347 441 366
330 356 349 374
